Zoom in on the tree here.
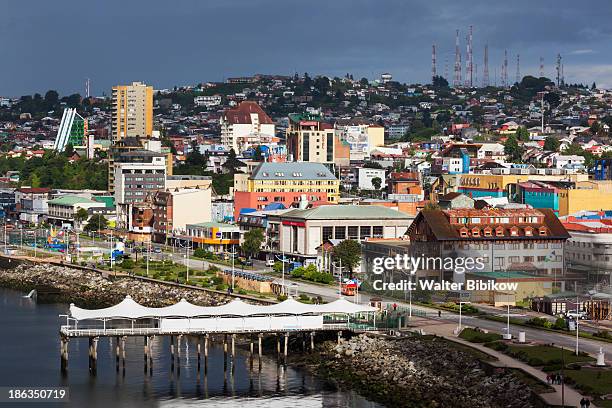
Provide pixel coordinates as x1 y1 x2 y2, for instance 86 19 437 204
515 126 530 142
222 148 244 174
253 146 264 161
332 239 362 275
432 75 449 88
544 136 560 152
241 228 265 259
74 207 89 228
504 134 523 162
371 177 382 191
63 143 75 157
84 214 108 232
44 90 59 105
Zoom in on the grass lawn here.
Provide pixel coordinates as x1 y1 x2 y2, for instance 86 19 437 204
564 367 612 398
505 344 594 366
459 328 502 343
507 368 555 394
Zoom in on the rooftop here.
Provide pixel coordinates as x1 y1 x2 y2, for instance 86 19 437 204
281 205 413 220
222 101 273 125
251 162 337 181
48 195 101 206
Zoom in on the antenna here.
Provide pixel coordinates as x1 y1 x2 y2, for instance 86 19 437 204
474 63 478 88
556 54 562 87
539 56 544 78
483 44 489 87
453 29 462 87
432 44 437 83
444 57 449 82
502 49 508 87
85 78 90 98
516 54 520 84
465 25 473 87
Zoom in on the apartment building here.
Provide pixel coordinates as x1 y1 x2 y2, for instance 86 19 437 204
220 101 275 152
233 162 339 219
111 82 153 140
151 188 212 243
562 211 612 276
334 120 385 161
286 113 336 163
406 208 570 285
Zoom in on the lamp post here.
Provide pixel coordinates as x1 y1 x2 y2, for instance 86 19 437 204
275 252 290 295
458 301 471 333
575 292 580 356
228 244 238 291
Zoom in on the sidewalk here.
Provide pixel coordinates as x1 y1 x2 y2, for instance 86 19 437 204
415 320 593 408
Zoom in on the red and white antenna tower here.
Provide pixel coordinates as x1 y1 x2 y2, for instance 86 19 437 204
453 29 462 87
465 25 473 87
539 57 544 77
515 54 520 84
85 78 90 98
483 44 489 87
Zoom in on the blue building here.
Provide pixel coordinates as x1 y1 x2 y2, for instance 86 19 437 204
517 181 559 213
594 159 612 180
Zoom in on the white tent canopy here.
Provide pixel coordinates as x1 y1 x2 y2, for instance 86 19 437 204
69 295 376 321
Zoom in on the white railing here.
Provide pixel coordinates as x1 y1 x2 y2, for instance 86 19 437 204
60 323 352 337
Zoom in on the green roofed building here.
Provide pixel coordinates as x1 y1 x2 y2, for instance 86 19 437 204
266 205 414 265
47 195 107 227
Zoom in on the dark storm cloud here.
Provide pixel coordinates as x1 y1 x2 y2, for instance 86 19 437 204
2 0 612 96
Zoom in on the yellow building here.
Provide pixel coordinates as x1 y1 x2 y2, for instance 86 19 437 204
233 162 340 217
452 173 589 200
111 81 153 140
558 181 612 216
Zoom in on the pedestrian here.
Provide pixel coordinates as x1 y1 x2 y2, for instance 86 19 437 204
546 374 551 384
585 398 591 407
580 397 586 408
393 303 397 311
438 310 442 318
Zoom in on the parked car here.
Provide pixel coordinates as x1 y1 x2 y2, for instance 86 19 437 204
565 310 588 320
266 259 275 267
153 247 162 254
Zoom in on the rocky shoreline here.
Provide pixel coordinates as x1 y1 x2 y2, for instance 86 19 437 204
292 334 536 408
0 263 233 308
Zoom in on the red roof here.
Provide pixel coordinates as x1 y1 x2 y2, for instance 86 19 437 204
222 101 273 125
18 187 50 194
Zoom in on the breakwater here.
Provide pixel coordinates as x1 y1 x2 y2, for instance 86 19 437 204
295 334 537 408
0 262 234 308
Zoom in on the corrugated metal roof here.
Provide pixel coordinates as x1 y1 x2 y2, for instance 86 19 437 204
251 162 337 180
281 205 413 220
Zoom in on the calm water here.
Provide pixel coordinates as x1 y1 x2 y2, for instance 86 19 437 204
0 288 381 408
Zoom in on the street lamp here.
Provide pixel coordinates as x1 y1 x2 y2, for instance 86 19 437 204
228 244 238 291
275 252 290 295
331 259 344 298
458 301 471 333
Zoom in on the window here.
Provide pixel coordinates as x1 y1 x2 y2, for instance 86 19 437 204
360 226 371 239
348 226 359 240
373 226 383 237
334 227 346 240
322 226 333 241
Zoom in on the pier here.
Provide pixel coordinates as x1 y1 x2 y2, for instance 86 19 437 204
59 296 376 374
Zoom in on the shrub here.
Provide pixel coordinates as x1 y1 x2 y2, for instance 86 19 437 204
485 341 508 351
121 258 135 269
527 357 545 366
526 317 553 328
553 317 567 330
594 330 612 340
211 276 223 285
277 294 288 301
238 289 247 295
459 328 502 343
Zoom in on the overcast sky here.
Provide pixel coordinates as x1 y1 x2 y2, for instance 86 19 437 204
2 0 612 96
